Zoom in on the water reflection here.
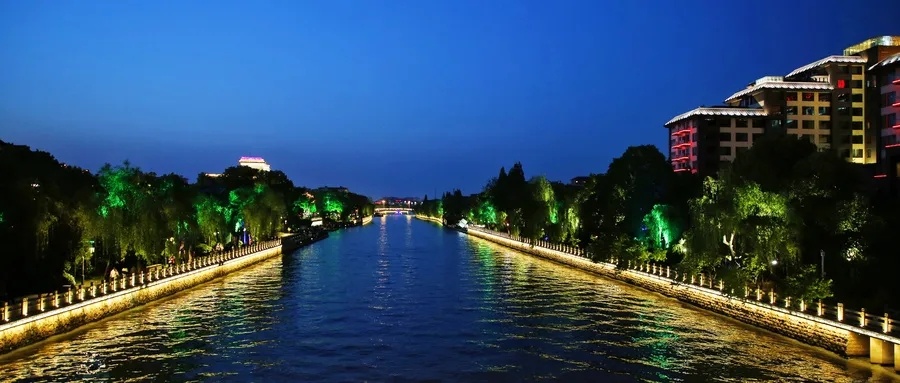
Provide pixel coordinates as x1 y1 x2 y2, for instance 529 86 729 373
1 216 898 382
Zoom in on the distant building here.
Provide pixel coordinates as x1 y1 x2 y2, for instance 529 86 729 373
239 156 271 172
315 186 349 194
665 35 900 177
570 176 590 186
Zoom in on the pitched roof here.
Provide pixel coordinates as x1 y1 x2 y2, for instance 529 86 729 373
725 80 833 103
870 53 900 70
785 55 867 78
665 107 767 126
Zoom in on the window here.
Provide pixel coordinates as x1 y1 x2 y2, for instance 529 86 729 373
851 93 863 103
719 132 731 142
820 121 831 130
852 121 863 130
819 134 830 144
786 119 797 129
802 120 815 129
735 118 748 128
736 133 749 142
718 118 732 128
885 92 897 105
851 80 863 88
837 79 847 88
785 92 798 101
818 107 831 115
837 106 850 115
802 107 814 115
837 93 849 102
851 66 863 75
692 133 697 141
719 147 732 156
802 92 814 101
818 93 831 102
852 149 863 158
852 108 863 116
786 106 798 115
852 135 864 144
887 113 897 127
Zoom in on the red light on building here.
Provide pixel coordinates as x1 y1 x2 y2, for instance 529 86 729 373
837 79 846 88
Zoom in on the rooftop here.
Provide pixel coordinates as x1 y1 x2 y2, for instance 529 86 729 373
844 36 900 56
725 79 833 103
870 53 900 70
665 107 767 126
238 156 267 163
784 55 868 78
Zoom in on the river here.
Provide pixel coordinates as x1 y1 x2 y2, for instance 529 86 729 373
1 215 897 382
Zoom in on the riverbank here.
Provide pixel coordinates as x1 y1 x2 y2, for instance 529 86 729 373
459 226 900 371
0 232 328 355
414 215 443 225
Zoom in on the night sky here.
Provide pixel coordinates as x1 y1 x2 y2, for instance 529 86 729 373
1 1 895 199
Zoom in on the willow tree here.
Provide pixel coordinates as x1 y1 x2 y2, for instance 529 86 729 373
681 178 800 289
195 193 229 245
96 162 169 263
241 184 287 240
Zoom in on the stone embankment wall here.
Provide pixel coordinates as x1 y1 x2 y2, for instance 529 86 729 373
465 228 857 356
414 215 443 225
0 237 315 355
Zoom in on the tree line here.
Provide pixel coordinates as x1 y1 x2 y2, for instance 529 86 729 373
418 136 900 311
0 140 374 299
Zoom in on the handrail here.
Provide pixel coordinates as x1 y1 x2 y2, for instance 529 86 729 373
1 237 288 326
466 226 899 342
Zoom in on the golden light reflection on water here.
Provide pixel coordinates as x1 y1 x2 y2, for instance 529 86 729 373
465 237 900 383
0 257 285 382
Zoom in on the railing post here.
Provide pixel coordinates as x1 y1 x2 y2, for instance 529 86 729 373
21 297 28 317
756 288 762 301
784 297 791 309
718 280 724 291
884 313 891 333
699 274 704 286
39 294 45 312
91 283 97 298
817 300 823 316
666 266 670 278
837 303 844 321
140 272 145 285
78 286 85 301
769 289 776 305
130 273 136 287
860 308 866 327
799 299 806 312
2 301 8 322
102 281 108 295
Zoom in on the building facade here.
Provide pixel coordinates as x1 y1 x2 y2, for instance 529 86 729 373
869 52 900 195
665 107 767 175
665 36 900 177
238 156 272 172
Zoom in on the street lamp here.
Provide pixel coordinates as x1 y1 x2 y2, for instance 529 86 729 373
86 245 95 285
820 249 825 278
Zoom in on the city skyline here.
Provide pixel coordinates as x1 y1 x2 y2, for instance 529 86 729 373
1 0 897 198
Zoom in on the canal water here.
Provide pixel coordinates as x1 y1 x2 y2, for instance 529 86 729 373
1 215 897 382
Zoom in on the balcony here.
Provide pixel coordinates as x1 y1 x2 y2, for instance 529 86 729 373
893 124 900 130
893 101 900 108
893 78 900 85
671 156 690 162
671 129 691 137
672 142 691 149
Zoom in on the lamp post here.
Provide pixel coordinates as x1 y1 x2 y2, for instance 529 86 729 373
86 245 94 285
820 249 825 278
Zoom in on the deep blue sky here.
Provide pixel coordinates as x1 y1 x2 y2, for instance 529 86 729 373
1 1 896 199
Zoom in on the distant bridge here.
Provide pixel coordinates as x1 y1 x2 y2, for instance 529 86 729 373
374 207 415 215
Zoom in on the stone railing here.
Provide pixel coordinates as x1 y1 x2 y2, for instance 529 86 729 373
1 239 282 325
466 226 898 340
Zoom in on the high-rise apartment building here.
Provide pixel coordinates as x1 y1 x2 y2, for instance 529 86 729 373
665 36 900 177
869 52 900 194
